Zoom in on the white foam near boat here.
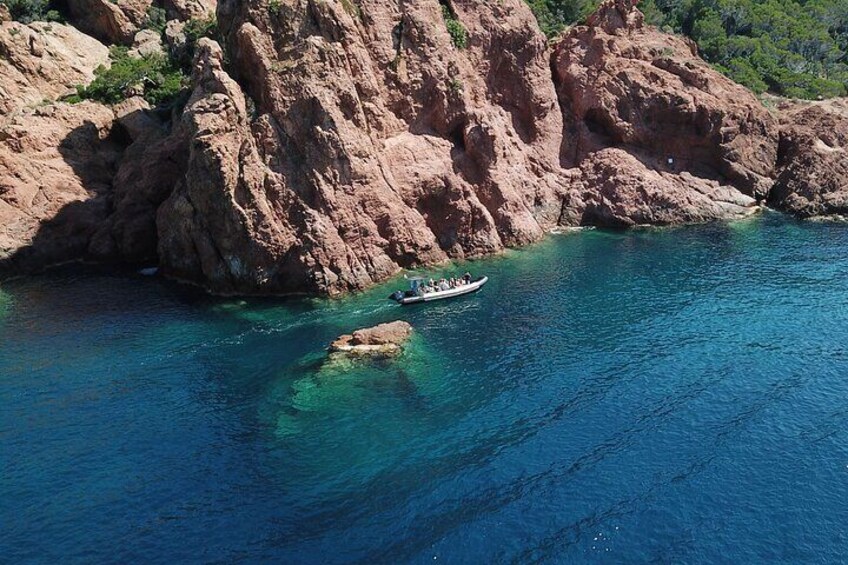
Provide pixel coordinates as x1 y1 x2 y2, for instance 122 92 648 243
389 276 488 305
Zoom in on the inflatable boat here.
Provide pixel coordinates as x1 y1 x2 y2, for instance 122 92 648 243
389 276 488 305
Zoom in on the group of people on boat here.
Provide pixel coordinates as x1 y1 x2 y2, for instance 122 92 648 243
420 272 473 294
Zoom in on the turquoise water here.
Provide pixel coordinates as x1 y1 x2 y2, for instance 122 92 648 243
4 213 848 563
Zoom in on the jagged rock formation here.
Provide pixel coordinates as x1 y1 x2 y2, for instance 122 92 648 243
158 0 565 295
2 0 848 294
0 21 109 115
770 100 848 218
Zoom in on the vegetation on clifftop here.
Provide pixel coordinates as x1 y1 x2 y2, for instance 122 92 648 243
66 15 218 107
0 0 61 23
70 46 186 106
526 0 848 99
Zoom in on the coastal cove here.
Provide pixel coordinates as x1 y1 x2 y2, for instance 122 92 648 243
4 213 848 562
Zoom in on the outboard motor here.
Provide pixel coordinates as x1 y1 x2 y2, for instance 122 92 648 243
389 290 405 302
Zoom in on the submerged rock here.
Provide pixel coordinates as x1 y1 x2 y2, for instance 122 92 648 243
329 321 413 357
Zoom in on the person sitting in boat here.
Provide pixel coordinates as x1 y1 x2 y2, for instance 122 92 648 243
463 272 472 284
438 278 449 291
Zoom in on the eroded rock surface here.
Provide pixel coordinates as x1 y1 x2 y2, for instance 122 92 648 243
0 21 109 115
65 0 152 45
164 0 217 21
552 0 775 226
769 100 848 219
554 0 778 197
158 0 565 295
329 320 413 357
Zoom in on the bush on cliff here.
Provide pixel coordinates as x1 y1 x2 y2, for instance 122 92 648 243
71 46 186 106
525 0 848 99
441 5 468 48
0 0 61 23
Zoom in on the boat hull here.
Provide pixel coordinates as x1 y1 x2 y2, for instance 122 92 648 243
397 277 488 305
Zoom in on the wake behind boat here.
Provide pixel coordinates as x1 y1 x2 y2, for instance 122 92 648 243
389 273 488 305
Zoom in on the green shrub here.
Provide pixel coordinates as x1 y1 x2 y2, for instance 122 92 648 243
442 5 468 49
268 0 282 16
143 6 167 34
73 46 187 106
1 0 62 23
184 15 218 46
168 15 219 72
523 0 597 37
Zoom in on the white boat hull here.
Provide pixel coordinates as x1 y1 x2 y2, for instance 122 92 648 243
396 277 488 305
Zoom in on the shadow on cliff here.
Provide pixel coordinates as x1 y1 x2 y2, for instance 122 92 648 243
0 112 170 276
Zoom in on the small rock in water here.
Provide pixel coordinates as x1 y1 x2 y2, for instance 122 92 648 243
329 321 413 358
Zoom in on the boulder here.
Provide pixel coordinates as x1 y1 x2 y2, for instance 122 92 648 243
129 28 164 58
164 0 217 21
65 0 152 45
329 321 414 356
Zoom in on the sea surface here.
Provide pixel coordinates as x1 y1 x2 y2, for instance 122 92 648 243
3 213 848 563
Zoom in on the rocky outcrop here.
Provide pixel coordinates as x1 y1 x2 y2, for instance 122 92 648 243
769 100 848 219
0 21 109 115
552 0 777 228
329 320 413 357
2 0 846 294
65 0 152 45
560 148 758 227
158 0 565 295
158 0 781 295
554 0 778 199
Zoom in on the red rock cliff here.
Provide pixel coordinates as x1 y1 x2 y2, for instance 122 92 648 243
3 0 848 294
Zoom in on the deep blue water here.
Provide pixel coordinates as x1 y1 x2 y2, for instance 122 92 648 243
3 213 848 563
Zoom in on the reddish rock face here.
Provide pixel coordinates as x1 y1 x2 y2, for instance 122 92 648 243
0 102 122 270
0 21 109 116
553 0 779 199
65 0 152 45
164 0 217 21
1 0 844 294
153 0 784 294
157 0 566 295
769 100 848 218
